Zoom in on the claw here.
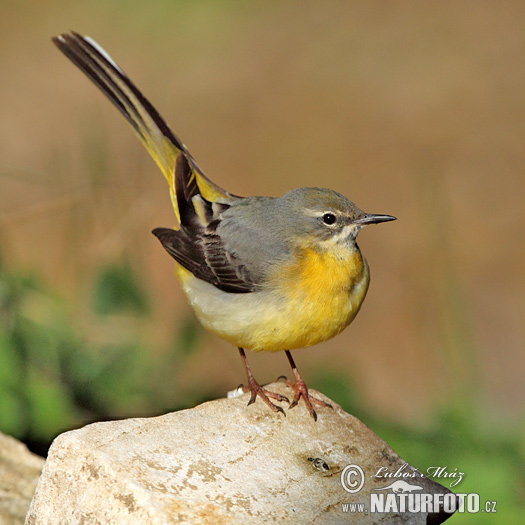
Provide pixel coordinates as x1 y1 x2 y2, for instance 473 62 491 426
241 382 286 414
238 348 287 416
284 350 333 421
285 378 332 421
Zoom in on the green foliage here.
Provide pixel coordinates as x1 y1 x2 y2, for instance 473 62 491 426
0 262 204 455
92 263 148 315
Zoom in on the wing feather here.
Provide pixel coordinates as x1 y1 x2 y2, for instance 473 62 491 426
153 156 257 293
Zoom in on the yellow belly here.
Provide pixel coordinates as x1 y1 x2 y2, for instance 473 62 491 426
262 246 370 350
176 245 370 352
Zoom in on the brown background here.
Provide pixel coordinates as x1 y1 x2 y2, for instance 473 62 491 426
1 1 523 429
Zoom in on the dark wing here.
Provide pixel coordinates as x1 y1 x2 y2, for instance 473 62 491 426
152 155 258 293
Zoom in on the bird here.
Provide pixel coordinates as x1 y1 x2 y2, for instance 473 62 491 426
53 32 395 421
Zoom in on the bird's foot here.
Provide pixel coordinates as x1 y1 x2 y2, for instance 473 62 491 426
285 377 333 422
240 380 288 416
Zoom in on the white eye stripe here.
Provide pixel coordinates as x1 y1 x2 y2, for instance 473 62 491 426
303 209 338 218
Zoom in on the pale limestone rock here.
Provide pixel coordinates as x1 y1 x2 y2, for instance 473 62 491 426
26 384 455 524
0 432 44 524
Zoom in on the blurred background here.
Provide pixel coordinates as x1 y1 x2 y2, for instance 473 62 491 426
1 0 523 521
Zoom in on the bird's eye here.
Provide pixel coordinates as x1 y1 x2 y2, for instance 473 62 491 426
322 213 337 225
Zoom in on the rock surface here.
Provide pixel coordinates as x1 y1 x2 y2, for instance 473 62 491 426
0 432 44 525
26 384 456 524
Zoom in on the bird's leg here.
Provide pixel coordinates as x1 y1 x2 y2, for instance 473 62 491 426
284 350 332 421
238 348 288 415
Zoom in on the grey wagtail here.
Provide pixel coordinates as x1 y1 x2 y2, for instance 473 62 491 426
53 32 395 421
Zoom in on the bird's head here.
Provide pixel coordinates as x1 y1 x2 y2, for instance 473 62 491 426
279 187 396 252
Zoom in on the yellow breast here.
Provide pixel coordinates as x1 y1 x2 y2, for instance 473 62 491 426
262 244 370 350
176 243 370 352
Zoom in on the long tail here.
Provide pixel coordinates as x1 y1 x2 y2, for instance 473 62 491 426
52 31 234 222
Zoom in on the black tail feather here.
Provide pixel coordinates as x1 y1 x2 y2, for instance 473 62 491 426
52 32 187 154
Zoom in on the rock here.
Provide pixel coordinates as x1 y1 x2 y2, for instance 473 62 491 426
0 432 44 524
26 383 456 524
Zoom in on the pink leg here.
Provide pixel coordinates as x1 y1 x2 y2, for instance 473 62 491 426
285 350 332 421
238 348 288 415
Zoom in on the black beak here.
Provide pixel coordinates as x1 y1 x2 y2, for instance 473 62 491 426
354 213 397 226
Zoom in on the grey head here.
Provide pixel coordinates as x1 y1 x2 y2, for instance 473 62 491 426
216 187 395 280
278 187 395 243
